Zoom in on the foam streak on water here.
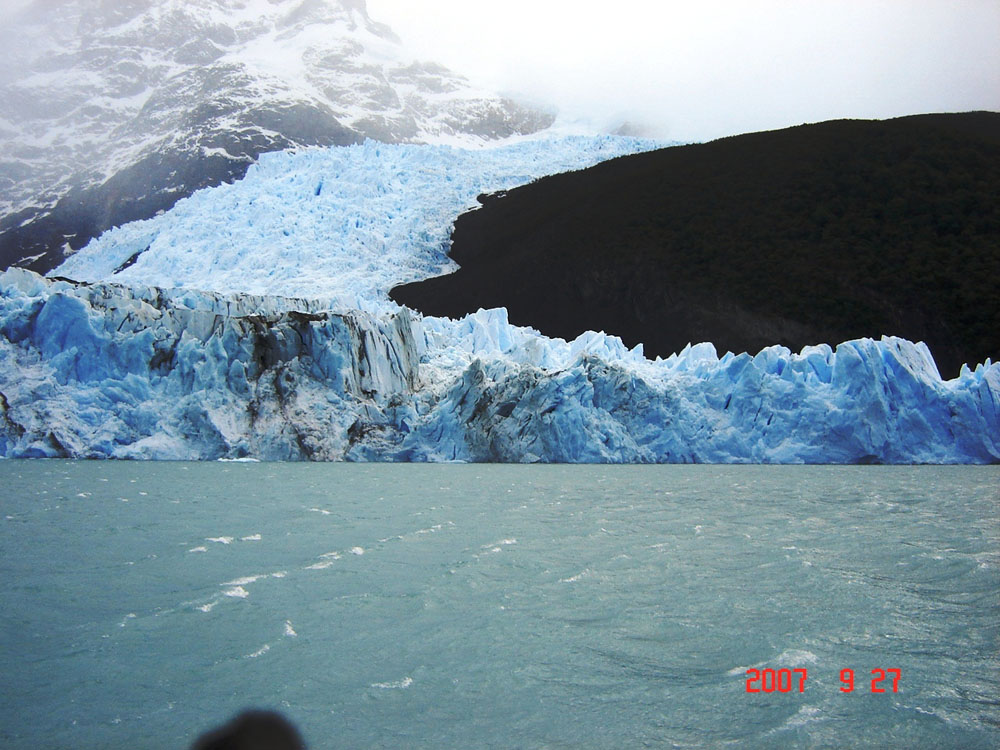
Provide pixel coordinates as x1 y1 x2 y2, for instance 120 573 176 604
0 462 997 749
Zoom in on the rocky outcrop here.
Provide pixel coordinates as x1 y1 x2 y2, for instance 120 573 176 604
391 113 1000 379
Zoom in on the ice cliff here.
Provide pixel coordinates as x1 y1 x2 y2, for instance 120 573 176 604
1 269 997 462
0 269 419 460
0 135 997 462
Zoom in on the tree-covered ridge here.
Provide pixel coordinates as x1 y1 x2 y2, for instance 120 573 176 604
392 112 1000 378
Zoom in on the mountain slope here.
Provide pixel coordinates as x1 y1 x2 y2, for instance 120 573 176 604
0 0 553 274
391 112 1000 378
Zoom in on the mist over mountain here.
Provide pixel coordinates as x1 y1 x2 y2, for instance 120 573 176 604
0 0 553 274
392 112 1000 379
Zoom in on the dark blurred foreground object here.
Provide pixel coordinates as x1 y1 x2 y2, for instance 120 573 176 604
191 710 306 750
392 112 1000 378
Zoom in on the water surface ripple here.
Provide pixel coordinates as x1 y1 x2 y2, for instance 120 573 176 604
1 463 997 748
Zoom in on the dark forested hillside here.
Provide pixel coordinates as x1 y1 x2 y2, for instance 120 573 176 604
392 112 1000 378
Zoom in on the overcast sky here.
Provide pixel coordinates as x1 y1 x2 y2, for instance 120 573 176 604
367 0 1000 142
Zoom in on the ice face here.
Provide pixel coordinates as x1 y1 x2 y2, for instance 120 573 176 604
0 268 420 459
1 268 997 463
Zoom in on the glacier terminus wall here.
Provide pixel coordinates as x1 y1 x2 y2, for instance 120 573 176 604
1 269 997 463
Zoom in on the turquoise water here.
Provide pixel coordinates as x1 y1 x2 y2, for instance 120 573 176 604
1 462 997 749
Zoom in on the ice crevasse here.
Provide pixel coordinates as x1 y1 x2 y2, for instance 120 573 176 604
0 136 997 462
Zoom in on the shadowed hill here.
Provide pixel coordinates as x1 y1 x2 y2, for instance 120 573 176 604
392 112 1000 378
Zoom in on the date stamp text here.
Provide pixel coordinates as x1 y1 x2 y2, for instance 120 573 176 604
745 668 901 693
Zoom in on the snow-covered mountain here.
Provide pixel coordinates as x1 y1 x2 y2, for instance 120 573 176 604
0 0 553 272
0 135 995 463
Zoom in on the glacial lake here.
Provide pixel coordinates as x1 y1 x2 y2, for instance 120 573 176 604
1 462 998 749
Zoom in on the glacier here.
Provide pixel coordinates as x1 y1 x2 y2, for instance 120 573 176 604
0 134 996 463
1 268 997 463
50 136 662 303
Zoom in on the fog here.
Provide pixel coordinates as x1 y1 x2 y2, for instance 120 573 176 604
367 0 1000 141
